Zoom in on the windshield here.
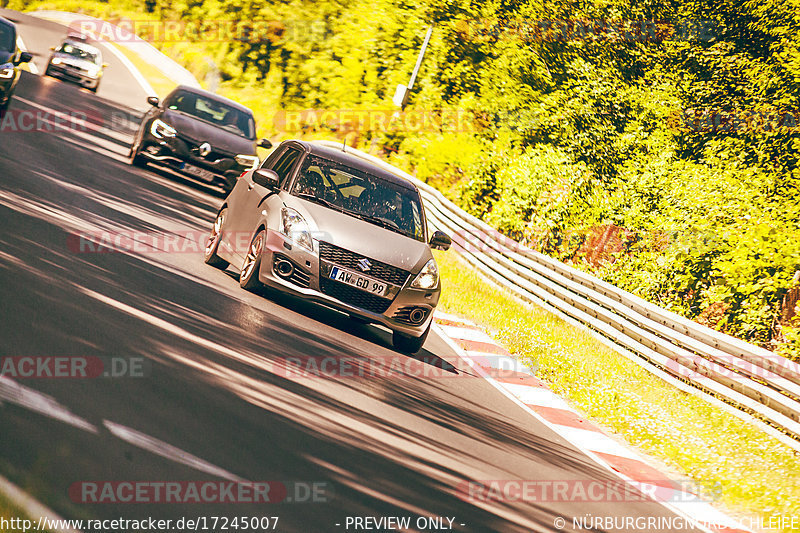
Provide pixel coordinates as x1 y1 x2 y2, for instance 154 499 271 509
293 155 425 242
0 24 15 52
164 90 256 139
57 42 98 63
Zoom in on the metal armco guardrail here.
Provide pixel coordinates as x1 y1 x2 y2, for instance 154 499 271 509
317 141 800 451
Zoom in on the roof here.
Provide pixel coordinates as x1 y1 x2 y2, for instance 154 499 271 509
169 85 254 115
297 140 418 192
0 15 15 29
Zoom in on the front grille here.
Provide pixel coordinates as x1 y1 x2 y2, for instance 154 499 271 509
60 63 86 73
392 306 429 325
177 133 200 145
57 69 82 80
273 254 310 288
320 278 392 314
319 242 409 286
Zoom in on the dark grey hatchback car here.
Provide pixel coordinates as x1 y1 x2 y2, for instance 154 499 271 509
129 85 271 192
0 16 32 117
203 140 451 353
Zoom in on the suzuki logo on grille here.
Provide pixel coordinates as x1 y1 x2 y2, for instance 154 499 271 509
198 142 212 157
357 258 372 271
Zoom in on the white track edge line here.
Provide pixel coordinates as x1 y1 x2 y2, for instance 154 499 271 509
432 322 727 533
0 474 82 533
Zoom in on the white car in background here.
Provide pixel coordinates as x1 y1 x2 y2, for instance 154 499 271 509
44 36 107 92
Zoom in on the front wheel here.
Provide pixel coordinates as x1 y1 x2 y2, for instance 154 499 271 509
0 99 9 120
392 324 431 354
204 208 229 269
240 229 266 290
129 140 147 167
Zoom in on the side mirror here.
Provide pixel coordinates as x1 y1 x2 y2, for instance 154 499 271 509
17 52 32 64
257 138 272 149
429 230 451 251
147 96 160 107
102 62 109 68
252 168 279 189
49 46 56 51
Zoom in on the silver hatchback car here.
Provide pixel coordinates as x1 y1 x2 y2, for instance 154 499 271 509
204 140 451 353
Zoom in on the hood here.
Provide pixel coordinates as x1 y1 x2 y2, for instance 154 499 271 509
288 196 432 273
163 109 256 156
52 53 97 72
0 50 13 65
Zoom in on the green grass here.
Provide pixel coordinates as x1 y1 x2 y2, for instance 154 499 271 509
434 249 800 532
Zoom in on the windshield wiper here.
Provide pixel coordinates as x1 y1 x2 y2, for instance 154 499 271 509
294 193 346 213
353 213 410 237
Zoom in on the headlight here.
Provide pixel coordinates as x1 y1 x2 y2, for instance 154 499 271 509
0 64 13 79
150 119 177 139
235 154 259 170
411 259 439 289
280 207 313 251
50 58 62 65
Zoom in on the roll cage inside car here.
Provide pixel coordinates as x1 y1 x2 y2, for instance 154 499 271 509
258 141 430 243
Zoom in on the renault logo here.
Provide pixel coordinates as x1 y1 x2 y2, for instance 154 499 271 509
198 142 212 157
357 258 372 271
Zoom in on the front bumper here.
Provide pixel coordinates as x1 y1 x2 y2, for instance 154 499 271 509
0 76 16 104
47 64 100 89
245 230 438 337
139 136 248 189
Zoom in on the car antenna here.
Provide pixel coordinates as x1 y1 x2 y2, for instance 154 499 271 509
341 138 346 152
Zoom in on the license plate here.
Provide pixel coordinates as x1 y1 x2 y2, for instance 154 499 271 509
329 266 387 297
183 163 216 182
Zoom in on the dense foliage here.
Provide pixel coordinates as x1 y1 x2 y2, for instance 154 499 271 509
9 0 800 356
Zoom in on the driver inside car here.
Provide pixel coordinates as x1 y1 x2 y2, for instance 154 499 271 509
361 183 401 227
295 168 327 198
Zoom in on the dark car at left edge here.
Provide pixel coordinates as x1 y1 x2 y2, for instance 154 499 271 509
0 16 32 117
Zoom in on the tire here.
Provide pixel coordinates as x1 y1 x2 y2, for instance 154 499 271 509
129 140 147 167
89 85 98 93
392 324 431 354
240 229 266 290
204 208 229 269
0 99 9 120
130 149 146 167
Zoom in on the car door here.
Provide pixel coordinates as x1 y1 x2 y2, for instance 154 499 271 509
222 145 304 264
